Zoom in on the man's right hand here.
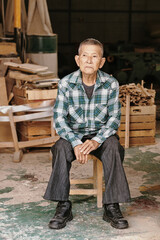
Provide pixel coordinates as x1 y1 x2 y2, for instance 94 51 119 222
74 144 88 164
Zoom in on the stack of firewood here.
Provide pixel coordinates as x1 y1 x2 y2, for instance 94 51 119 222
119 82 156 107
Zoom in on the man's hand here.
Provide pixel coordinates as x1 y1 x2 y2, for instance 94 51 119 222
74 140 100 164
79 140 100 155
74 144 88 164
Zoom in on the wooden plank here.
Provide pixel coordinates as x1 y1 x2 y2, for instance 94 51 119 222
0 99 12 141
0 122 13 142
8 109 19 152
120 115 155 123
17 132 51 141
0 142 14 148
70 189 97 195
0 115 10 122
13 111 53 123
70 179 94 184
14 95 55 105
0 42 17 55
9 70 56 82
93 158 97 189
14 86 57 100
31 143 54 148
121 105 156 115
118 129 155 138
0 77 8 105
125 94 130 148
118 122 156 131
26 89 57 100
18 136 59 148
5 63 48 74
120 137 155 146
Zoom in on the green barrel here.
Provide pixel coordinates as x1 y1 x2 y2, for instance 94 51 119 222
26 34 58 75
26 35 57 53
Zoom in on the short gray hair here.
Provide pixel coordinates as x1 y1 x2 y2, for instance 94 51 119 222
78 38 104 57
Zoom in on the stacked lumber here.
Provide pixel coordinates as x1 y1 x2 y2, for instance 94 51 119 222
4 63 59 143
119 82 155 106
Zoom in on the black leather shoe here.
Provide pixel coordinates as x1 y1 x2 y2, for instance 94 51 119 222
48 200 73 229
103 203 128 229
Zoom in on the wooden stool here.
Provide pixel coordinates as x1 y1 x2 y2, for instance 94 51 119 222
70 154 103 208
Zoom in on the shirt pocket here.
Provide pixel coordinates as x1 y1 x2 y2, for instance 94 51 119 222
68 105 84 123
94 104 108 122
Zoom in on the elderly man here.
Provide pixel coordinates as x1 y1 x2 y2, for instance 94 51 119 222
44 38 131 230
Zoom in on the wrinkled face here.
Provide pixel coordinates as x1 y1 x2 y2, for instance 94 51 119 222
75 44 106 75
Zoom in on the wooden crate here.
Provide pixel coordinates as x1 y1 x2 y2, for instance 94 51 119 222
17 121 51 141
0 100 59 161
13 86 57 145
118 105 156 146
13 86 57 104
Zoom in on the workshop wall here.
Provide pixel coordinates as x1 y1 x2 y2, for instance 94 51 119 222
47 0 160 78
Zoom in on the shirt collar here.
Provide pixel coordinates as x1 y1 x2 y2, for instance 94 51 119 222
69 69 109 85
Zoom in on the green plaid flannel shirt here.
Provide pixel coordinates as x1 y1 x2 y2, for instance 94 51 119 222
54 69 121 148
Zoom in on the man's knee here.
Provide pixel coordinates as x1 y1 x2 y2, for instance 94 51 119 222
101 135 125 162
51 138 75 163
103 135 119 149
51 138 73 153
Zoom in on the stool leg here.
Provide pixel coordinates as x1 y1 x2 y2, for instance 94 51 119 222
49 149 52 161
97 159 103 208
93 158 97 189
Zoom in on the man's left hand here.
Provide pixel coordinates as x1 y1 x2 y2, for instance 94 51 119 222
79 140 100 155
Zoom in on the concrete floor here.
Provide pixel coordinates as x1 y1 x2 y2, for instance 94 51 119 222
0 125 160 240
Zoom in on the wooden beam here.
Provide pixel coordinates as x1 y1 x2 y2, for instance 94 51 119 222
18 136 59 148
8 108 19 153
70 189 97 195
0 77 8 105
13 111 53 123
125 94 130 148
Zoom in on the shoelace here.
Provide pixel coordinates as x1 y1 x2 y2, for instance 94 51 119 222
107 205 123 219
